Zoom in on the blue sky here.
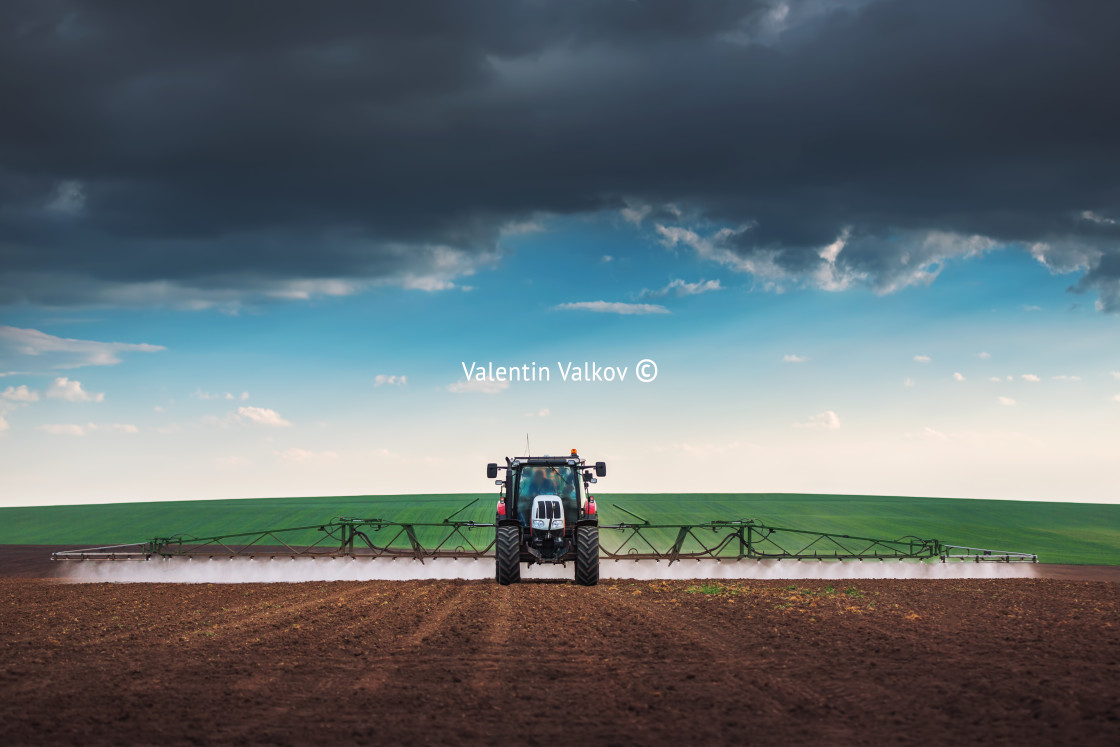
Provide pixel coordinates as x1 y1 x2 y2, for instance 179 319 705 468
3 212 1119 506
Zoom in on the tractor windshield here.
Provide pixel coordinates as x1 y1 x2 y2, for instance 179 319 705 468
515 464 580 527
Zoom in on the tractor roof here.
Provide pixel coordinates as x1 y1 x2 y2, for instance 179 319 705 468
508 455 585 467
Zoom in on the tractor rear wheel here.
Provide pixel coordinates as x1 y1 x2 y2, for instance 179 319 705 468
495 525 521 585
574 525 599 586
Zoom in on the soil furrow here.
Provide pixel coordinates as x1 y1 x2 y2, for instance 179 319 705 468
0 578 1117 746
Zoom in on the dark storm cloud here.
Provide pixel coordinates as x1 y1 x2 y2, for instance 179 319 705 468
2 0 1120 308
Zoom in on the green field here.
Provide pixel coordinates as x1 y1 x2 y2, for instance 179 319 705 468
0 493 1117 565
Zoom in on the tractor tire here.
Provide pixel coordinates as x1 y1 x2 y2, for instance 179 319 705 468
574 525 599 586
495 525 521 585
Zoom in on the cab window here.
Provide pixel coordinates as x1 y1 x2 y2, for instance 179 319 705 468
515 465 580 525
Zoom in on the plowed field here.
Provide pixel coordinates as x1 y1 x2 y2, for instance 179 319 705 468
1 577 1118 745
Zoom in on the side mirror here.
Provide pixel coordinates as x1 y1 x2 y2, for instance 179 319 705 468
486 463 498 479
595 461 607 477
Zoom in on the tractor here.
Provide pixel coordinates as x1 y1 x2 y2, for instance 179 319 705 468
486 449 606 585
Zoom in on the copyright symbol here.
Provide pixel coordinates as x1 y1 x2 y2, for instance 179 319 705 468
635 358 658 383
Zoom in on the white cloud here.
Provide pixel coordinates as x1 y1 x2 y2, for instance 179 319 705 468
217 455 252 467
265 278 362 300
1052 375 1081 381
953 372 965 381
903 377 916 387
193 389 249 401
374 375 407 387
1023 305 1043 312
639 278 722 299
37 423 85 436
1021 374 1040 383
19 246 498 313
399 275 456 292
989 376 1002 382
601 255 614 263
913 355 931 363
499 219 543 236
793 410 841 430
1081 210 1119 226
874 232 998 294
553 301 669 315
1 385 39 402
656 224 789 286
810 228 860 292
275 447 339 463
236 406 292 427
94 423 139 434
621 203 651 225
0 413 8 432
524 408 550 417
783 354 808 363
978 352 991 359
447 378 510 394
998 396 1017 406
1113 394 1120 403
45 180 86 215
382 246 498 294
656 224 994 295
1111 371 1120 381
100 278 361 312
0 326 164 368
1028 240 1099 275
46 377 104 402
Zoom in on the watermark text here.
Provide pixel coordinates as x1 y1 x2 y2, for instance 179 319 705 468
459 360 657 384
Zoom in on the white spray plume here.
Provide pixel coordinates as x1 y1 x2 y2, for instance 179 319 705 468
59 557 1036 584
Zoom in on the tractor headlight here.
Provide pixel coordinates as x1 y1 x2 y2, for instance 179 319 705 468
551 519 564 530
532 518 546 530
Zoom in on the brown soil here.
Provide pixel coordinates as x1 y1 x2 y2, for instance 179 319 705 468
0 545 77 578
0 577 1117 746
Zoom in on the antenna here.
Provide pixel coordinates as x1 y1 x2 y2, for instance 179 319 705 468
526 433 531 458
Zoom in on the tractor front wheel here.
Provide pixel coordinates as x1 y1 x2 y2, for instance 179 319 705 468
574 525 599 586
495 525 521 585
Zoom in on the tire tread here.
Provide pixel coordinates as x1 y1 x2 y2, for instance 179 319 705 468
574 525 599 586
496 526 521 585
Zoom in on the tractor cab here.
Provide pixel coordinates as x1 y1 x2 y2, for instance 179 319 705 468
513 462 582 529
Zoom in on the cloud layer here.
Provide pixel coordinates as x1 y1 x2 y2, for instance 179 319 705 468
2 1 1120 308
236 406 292 427
46 376 104 402
553 301 670 315
0 327 164 368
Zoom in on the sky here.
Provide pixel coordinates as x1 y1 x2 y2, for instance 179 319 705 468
2 0 1119 506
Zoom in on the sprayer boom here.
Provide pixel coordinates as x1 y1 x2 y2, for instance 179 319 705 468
51 514 1035 564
